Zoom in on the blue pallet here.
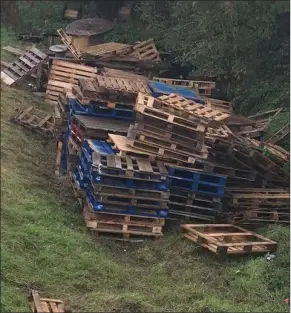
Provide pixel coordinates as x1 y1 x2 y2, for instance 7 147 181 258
168 178 225 197
82 139 115 163
68 99 135 121
148 81 205 103
86 189 168 218
72 167 89 190
168 167 226 186
90 172 168 191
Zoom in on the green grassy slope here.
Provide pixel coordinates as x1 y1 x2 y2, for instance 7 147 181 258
0 26 290 312
0 83 290 313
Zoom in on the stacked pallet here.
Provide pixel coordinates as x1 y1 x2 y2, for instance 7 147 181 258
71 139 169 240
223 188 290 225
107 92 233 221
167 166 226 221
56 87 131 174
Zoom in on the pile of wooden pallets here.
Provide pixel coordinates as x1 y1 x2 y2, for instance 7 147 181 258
71 141 169 240
106 92 233 221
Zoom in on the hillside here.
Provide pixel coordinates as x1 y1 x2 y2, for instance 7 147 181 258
0 78 290 313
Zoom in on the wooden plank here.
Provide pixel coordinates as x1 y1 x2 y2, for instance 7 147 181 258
49 302 59 313
1 71 15 85
31 290 43 313
2 45 25 56
52 59 98 73
30 46 48 60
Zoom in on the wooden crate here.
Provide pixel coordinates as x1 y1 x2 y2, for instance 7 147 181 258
57 28 82 58
181 224 277 255
130 38 161 62
10 106 55 136
29 289 67 313
1 47 48 86
45 60 97 105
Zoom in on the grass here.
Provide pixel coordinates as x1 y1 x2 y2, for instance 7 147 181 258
1 27 290 313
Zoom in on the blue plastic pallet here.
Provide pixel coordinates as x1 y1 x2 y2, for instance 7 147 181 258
168 178 225 197
68 99 135 121
81 139 115 165
148 81 205 104
168 167 226 186
86 190 168 218
72 167 89 190
89 172 169 191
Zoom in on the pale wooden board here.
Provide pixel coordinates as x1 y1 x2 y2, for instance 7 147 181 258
1 71 15 85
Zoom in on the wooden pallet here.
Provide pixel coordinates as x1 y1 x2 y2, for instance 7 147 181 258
94 193 168 209
128 126 205 153
248 108 283 123
57 28 82 58
181 224 277 255
128 129 208 159
266 123 290 144
83 200 164 239
205 97 233 113
152 77 215 90
136 93 209 125
102 68 148 82
45 60 97 105
158 93 230 126
227 210 290 225
243 138 289 164
130 38 161 62
10 106 55 136
92 184 170 200
134 120 205 142
96 74 151 96
206 125 233 139
1 47 48 86
91 152 168 180
29 289 67 313
127 136 208 162
135 101 206 134
84 42 132 59
77 77 99 99
225 188 289 196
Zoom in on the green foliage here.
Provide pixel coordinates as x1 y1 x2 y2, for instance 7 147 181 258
17 1 66 33
109 1 290 118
